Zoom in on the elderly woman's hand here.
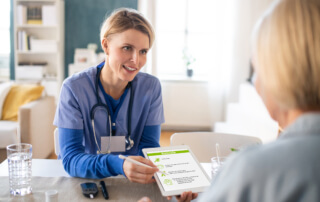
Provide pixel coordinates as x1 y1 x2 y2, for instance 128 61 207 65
137 191 198 202
123 156 159 184
167 191 198 202
138 196 152 202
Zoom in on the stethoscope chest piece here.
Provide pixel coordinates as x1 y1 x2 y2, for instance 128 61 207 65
126 137 134 150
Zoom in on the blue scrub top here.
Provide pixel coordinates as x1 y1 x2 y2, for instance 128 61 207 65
54 62 165 155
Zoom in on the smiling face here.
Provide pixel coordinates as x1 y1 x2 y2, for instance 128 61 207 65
102 29 149 83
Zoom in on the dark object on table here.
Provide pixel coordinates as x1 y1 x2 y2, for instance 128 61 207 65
81 182 98 199
100 181 109 200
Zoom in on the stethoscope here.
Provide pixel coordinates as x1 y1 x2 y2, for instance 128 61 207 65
90 63 134 154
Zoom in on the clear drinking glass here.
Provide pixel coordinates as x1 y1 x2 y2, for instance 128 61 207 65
211 157 226 179
7 143 32 196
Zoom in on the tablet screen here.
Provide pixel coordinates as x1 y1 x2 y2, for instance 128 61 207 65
145 148 211 192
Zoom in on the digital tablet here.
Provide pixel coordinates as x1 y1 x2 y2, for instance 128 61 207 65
142 145 211 197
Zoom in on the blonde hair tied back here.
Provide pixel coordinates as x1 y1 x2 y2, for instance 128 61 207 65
100 8 155 48
252 0 320 110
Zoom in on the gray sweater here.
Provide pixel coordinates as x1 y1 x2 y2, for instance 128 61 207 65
199 113 320 202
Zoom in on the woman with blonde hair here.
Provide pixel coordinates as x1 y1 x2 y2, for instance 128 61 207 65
54 8 164 183
141 0 320 201
199 0 320 201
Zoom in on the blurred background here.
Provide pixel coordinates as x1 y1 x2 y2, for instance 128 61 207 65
0 0 279 154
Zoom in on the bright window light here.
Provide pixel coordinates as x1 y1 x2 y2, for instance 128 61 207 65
0 0 10 79
0 0 10 55
155 0 234 78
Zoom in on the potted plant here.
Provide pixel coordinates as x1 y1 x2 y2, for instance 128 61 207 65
183 47 196 77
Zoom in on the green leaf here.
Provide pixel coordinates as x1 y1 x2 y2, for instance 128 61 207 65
230 148 238 152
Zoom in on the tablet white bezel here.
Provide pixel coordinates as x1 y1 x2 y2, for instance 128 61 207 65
142 145 211 197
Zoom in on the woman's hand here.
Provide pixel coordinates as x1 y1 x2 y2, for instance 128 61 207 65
137 192 198 202
123 156 159 184
138 196 152 202
166 191 198 202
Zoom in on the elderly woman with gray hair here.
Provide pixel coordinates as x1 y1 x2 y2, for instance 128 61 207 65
140 0 320 201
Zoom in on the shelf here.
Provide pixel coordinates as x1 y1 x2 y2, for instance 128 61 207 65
17 0 56 2
43 77 57 81
17 50 57 54
159 75 210 83
15 77 57 81
14 0 64 100
17 25 57 29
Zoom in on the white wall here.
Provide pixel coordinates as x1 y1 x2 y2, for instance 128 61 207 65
161 80 212 130
225 0 275 104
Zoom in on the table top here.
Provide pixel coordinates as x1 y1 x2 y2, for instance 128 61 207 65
0 159 169 201
0 159 211 201
0 159 211 178
0 176 169 201
0 159 69 177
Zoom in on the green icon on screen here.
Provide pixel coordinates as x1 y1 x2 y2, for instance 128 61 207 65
164 179 173 185
154 158 160 163
157 164 164 170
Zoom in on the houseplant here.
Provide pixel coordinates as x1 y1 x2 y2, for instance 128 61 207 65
183 47 196 77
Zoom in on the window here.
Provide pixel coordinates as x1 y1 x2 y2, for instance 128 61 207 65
155 0 233 78
0 0 11 80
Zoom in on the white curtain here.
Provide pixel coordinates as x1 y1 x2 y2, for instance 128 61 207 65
208 0 275 126
225 0 275 104
0 0 11 80
139 0 275 128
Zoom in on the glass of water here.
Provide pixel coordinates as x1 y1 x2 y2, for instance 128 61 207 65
7 143 32 196
211 157 226 179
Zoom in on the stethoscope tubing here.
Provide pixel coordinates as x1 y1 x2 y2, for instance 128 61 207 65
91 63 134 154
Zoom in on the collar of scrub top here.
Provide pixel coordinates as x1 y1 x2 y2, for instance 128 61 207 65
90 61 134 154
98 80 129 135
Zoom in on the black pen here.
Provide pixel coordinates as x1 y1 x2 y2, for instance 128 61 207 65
100 181 109 200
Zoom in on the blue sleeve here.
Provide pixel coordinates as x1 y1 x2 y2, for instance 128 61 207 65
138 125 161 156
58 127 125 179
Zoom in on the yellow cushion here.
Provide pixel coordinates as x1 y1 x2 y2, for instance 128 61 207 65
1 84 44 121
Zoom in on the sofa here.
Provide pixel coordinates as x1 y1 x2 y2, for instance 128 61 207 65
0 82 56 162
